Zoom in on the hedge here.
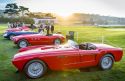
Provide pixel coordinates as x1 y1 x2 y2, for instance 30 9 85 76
0 16 34 24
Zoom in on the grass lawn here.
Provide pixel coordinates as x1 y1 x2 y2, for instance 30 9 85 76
0 24 125 81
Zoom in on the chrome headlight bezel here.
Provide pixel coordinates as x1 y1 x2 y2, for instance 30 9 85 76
3 33 7 37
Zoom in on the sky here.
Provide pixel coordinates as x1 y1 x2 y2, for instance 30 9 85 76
0 0 125 17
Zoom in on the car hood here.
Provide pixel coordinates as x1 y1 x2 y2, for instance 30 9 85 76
7 28 20 32
14 34 41 38
7 28 19 30
13 33 64 39
14 46 75 58
13 31 37 34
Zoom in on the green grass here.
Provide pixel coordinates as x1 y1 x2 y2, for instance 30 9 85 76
0 24 125 81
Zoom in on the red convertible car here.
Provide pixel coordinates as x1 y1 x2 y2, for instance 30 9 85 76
6 26 30 32
12 40 123 79
12 33 65 48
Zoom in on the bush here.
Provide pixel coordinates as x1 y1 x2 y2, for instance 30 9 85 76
0 16 34 24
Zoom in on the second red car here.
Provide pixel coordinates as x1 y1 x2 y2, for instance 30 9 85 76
12 33 65 48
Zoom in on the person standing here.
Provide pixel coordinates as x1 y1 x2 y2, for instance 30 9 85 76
38 24 42 33
50 24 54 34
10 23 13 28
38 24 45 34
22 22 25 27
46 24 50 35
42 23 45 32
31 24 35 30
13 23 16 28
7 22 11 28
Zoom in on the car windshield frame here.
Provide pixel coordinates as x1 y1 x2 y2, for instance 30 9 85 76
62 40 79 48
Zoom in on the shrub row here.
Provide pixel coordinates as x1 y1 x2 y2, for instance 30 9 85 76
0 16 34 24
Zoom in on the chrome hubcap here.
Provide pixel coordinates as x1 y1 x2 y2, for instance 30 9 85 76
101 56 112 69
28 62 43 77
19 41 27 48
10 35 14 40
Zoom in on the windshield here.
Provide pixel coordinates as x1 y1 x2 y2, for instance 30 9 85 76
63 40 78 48
38 32 46 36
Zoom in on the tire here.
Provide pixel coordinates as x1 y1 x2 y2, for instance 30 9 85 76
24 60 47 79
9 34 15 40
54 39 61 45
99 54 114 70
17 39 29 48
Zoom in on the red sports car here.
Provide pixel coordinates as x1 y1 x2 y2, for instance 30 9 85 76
12 40 123 79
6 26 30 32
12 33 65 48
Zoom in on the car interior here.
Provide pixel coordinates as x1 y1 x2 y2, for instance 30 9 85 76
78 43 96 50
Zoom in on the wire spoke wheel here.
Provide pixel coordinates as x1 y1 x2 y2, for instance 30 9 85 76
100 54 114 70
28 62 43 77
24 60 47 79
9 35 15 40
18 40 28 48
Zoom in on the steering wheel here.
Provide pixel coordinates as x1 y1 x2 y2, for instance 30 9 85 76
79 43 87 50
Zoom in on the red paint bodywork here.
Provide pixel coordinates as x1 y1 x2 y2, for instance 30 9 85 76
12 34 65 46
12 43 123 71
6 26 30 32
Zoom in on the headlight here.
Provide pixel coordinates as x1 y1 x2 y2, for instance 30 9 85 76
3 33 7 37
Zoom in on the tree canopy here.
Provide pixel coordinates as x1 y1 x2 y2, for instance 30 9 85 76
4 3 29 18
4 3 19 16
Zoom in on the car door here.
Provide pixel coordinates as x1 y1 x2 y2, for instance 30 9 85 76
57 49 80 69
30 35 51 45
30 35 42 45
79 49 99 67
39 35 52 45
45 49 80 70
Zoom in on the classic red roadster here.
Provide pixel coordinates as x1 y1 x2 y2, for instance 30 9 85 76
6 26 30 32
12 33 65 48
12 40 123 79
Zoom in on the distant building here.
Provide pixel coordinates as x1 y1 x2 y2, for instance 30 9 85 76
33 17 57 25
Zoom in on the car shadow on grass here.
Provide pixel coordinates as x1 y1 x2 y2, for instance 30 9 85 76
79 67 101 72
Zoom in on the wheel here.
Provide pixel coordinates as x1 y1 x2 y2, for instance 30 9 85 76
24 60 47 79
54 39 61 45
17 39 28 48
9 34 15 40
99 54 114 70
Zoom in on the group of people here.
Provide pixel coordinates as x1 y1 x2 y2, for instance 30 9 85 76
38 24 54 35
8 22 24 28
8 22 55 35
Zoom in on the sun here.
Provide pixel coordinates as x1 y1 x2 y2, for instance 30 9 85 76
57 12 72 18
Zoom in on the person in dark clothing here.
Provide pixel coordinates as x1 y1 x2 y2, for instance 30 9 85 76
38 24 42 33
46 25 50 36
13 23 16 28
51 25 54 34
38 24 45 33
13 22 18 28
31 24 35 30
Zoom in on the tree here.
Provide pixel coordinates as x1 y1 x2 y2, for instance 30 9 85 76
18 6 29 17
4 3 19 18
18 6 29 22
